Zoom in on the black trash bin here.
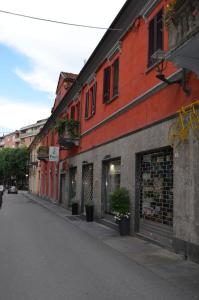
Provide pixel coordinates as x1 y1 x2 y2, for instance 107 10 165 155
72 203 78 215
0 192 3 209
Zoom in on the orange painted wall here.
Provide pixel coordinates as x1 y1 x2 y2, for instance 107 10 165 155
80 73 199 150
39 0 199 199
78 1 199 152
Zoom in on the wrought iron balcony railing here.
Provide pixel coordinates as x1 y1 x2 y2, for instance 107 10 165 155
56 120 80 150
168 0 199 50
58 127 80 150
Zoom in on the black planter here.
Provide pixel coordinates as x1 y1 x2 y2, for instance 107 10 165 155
119 218 130 236
0 195 2 209
85 205 94 222
72 203 78 215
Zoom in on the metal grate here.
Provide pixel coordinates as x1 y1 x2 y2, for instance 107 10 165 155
82 164 93 204
69 167 77 207
139 148 173 227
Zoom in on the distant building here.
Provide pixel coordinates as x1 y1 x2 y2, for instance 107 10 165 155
20 119 48 147
0 118 48 149
0 131 20 148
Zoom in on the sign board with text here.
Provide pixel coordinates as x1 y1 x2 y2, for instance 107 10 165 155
49 146 59 162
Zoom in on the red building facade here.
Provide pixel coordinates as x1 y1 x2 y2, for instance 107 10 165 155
30 0 199 263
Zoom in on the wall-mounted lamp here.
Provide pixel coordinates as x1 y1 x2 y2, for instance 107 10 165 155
152 50 190 95
82 160 88 165
110 163 115 173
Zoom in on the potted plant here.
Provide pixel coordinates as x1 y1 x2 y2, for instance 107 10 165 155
71 198 79 215
110 187 131 236
85 200 94 222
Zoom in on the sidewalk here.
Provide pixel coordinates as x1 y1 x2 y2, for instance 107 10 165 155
22 191 199 297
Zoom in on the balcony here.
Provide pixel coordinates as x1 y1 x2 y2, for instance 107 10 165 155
57 120 80 150
37 146 49 161
167 0 199 77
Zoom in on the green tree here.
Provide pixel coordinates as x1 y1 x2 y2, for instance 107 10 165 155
0 147 29 187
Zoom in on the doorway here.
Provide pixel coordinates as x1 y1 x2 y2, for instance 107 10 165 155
69 167 77 207
59 173 66 205
103 158 121 214
136 147 173 247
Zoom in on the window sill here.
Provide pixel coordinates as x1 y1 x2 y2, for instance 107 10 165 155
104 93 119 105
145 61 159 74
85 113 95 121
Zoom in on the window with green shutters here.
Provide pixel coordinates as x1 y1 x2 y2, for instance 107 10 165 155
85 81 97 119
112 58 119 97
103 66 111 103
148 10 163 67
85 91 89 119
91 82 97 115
103 58 120 103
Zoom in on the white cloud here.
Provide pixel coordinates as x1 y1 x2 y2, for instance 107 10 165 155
0 0 126 93
0 97 50 132
15 67 56 94
0 0 126 132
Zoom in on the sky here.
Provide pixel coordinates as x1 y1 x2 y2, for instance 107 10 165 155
0 0 126 135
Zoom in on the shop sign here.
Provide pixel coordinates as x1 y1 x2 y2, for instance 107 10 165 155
49 146 59 162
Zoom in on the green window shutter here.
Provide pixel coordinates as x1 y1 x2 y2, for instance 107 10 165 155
85 91 89 118
112 58 119 97
103 66 111 103
91 82 97 115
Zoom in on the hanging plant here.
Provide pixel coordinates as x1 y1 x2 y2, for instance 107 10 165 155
54 118 80 138
54 119 67 136
66 119 80 138
164 0 177 28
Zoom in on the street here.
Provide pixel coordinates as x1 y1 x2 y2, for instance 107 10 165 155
0 192 199 300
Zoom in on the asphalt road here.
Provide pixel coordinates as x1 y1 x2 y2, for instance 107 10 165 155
0 193 198 300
